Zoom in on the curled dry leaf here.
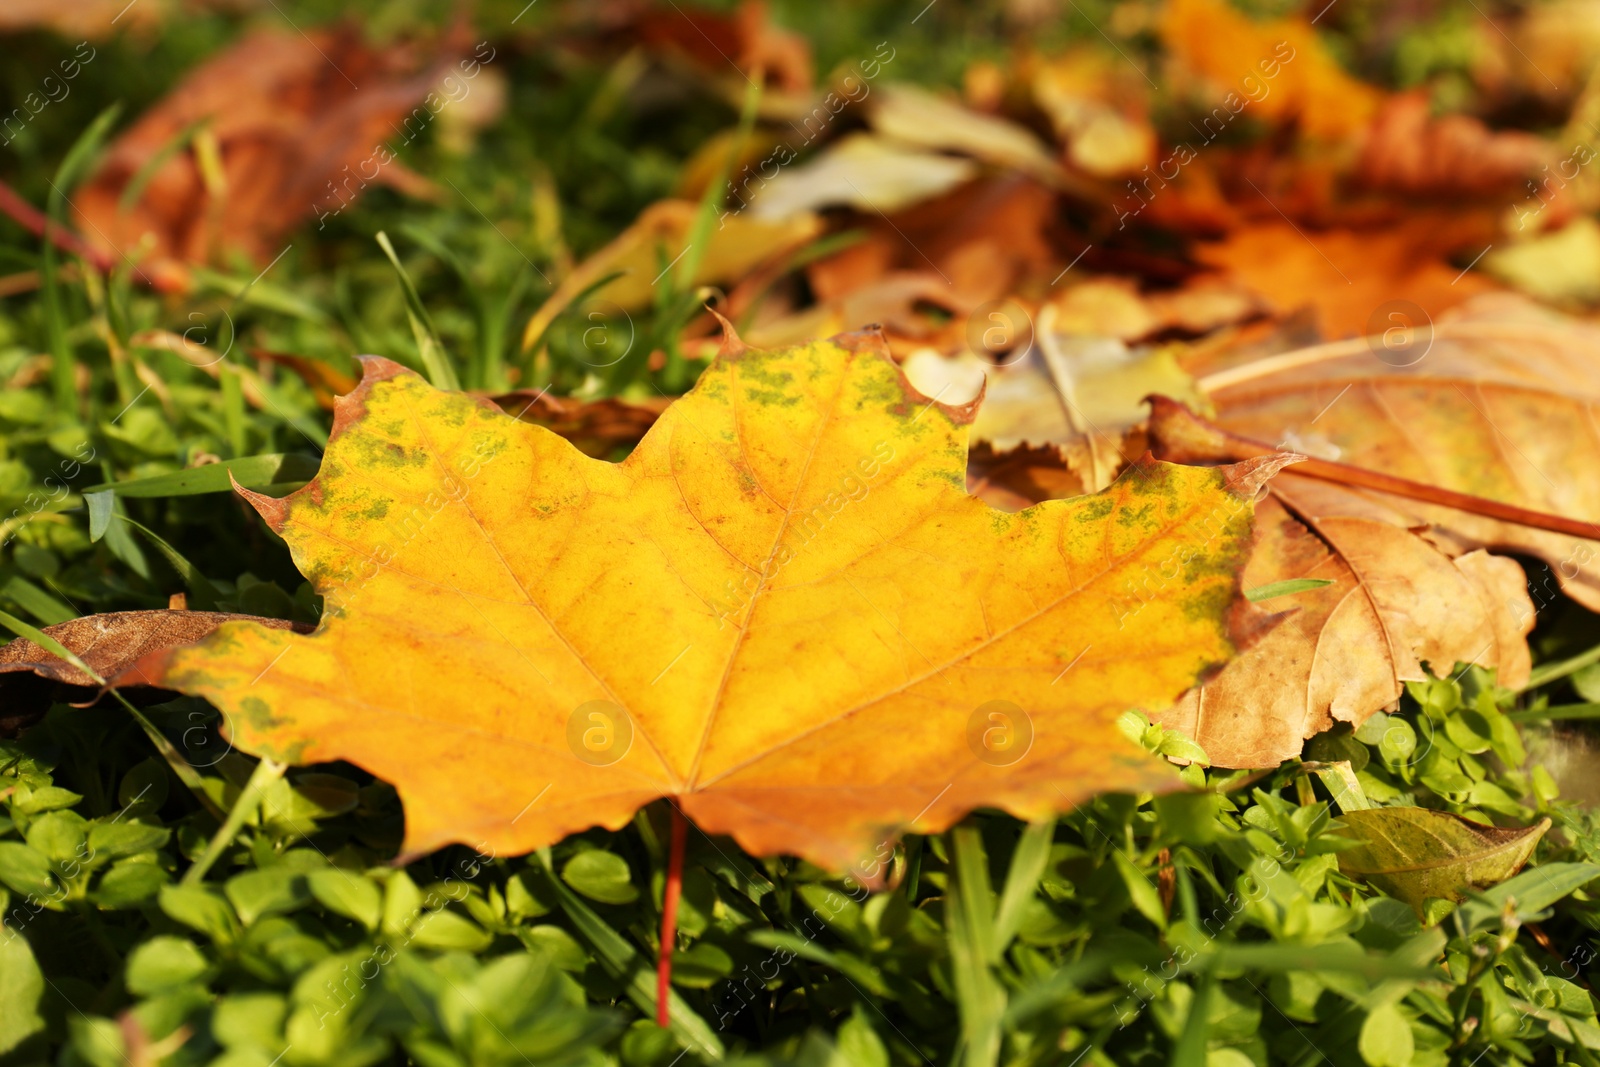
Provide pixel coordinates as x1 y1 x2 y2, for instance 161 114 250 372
1149 295 1600 767
1335 807 1551 918
958 292 1600 768
127 331 1289 872
1149 431 1535 769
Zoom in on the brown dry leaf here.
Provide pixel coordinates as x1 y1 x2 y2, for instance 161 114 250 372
73 24 467 280
966 441 1091 511
752 175 1057 352
0 610 308 725
1194 221 1501 337
1160 0 1383 143
635 0 813 99
869 175 1057 301
1141 296 1600 766
487 390 670 457
1357 91 1554 201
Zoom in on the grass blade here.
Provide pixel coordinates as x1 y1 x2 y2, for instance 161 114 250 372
1526 641 1600 689
1244 578 1334 603
992 818 1053 952
44 104 122 413
947 825 1005 1067
377 230 459 391
80 453 319 497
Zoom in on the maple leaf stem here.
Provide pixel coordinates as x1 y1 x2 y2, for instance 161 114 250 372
657 801 688 1028
1148 397 1600 541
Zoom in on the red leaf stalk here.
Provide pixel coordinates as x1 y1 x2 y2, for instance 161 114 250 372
657 802 688 1028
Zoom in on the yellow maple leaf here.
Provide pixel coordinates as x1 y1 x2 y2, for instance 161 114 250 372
133 332 1286 872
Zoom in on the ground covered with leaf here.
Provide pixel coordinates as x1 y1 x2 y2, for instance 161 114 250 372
6 1 1600 1065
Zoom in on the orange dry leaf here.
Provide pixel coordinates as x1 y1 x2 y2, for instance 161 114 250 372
1160 0 1382 143
128 331 1287 871
73 24 469 281
1194 221 1500 337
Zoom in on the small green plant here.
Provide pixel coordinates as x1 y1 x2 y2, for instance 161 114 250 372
1 663 1597 1066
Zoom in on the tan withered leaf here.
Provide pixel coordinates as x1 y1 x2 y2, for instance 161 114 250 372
1088 295 1598 768
1152 298 1600 766
1336 808 1551 917
1150 452 1534 768
1197 295 1600 611
128 332 1289 871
